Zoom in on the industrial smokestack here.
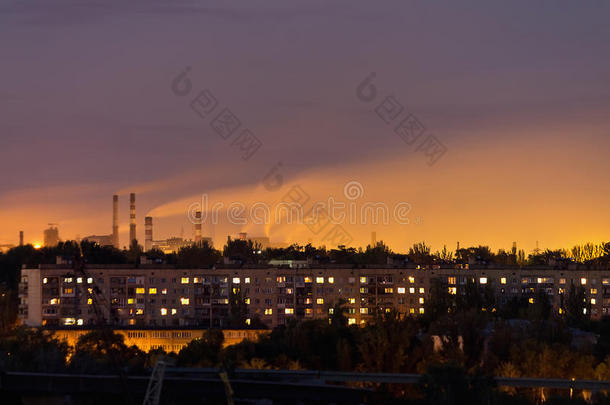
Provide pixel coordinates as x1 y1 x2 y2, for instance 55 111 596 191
19 231 23 246
144 216 153 251
194 211 202 244
112 195 119 249
129 193 136 246
371 231 376 247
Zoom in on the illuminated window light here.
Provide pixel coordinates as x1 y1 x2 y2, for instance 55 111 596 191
160 308 167 315
581 278 587 285
529 298 535 304
448 287 457 295
385 288 393 294
136 288 145 294
419 287 425 294
348 318 356 325
43 278 48 284
360 308 368 314
233 277 240 284
408 276 415 283
87 277 93 284
285 308 294 314
409 308 415 314
136 309 144 315
245 277 250 284
316 277 324 284
161 288 167 295
180 297 190 305
360 277 367 284
397 287 406 294
419 308 425 314
500 278 507 285
591 298 596 305
49 298 59 305
76 277 83 284
328 277 334 284
348 298 356 304
77 319 83 326
245 318 251 325
304 277 312 283
264 308 273 315
448 277 456 285
479 277 487 284
149 288 157 294
306 308 312 315
244 298 250 305
328 308 334 314
127 298 135 304
316 298 324 305
409 287 415 294
87 298 92 305
171 308 177 315
419 297 424 304
181 277 190 284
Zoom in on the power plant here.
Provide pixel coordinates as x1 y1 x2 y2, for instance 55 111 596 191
129 193 136 245
144 216 153 251
112 194 119 248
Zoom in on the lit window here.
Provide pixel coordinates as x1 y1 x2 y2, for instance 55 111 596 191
409 287 415 294
360 308 368 314
419 287 425 294
328 277 334 284
448 287 457 295
77 277 83 284
583 308 587 315
408 276 415 283
306 308 313 315
360 277 367 284
245 277 250 284
581 278 587 285
77 319 83 326
316 298 324 305
244 298 250 304
136 309 144 315
63 318 75 325
591 289 597 295
409 308 415 314
304 276 313 283
264 308 273 315
43 278 48 284
419 297 424 304
348 298 356 304
87 277 93 284
233 277 240 284
559 288 565 294
127 298 135 304
385 288 394 294
49 298 59 305
276 276 285 283
559 278 566 284
64 277 73 283
359 288 366 294
529 298 534 304
348 318 356 325
136 288 145 294
419 308 425 314
591 298 596 305
479 277 487 284
245 318 251 325
328 308 334 314
149 288 157 294
500 278 507 285
171 308 177 315
285 308 294 314
559 308 564 314
181 277 189 284
160 308 167 315
161 288 167 295
316 277 324 284
180 298 190 305
448 277 456 285
87 298 93 305
398 287 406 294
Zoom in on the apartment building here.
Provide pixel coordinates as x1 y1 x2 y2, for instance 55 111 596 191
18 263 610 330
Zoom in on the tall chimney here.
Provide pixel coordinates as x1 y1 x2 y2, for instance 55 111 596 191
112 195 119 249
144 216 153 251
194 211 202 244
19 231 24 246
129 193 136 246
371 231 376 247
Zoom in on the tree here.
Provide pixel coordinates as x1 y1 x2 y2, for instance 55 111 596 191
0 327 69 372
177 242 221 268
69 330 146 374
177 329 224 367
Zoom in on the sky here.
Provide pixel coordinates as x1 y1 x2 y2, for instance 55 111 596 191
1 0 609 253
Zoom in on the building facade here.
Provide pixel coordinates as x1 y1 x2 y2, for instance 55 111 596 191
18 264 610 330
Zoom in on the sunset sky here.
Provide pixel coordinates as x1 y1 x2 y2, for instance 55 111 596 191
1 1 609 252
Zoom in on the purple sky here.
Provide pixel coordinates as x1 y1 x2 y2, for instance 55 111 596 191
1 1 609 251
